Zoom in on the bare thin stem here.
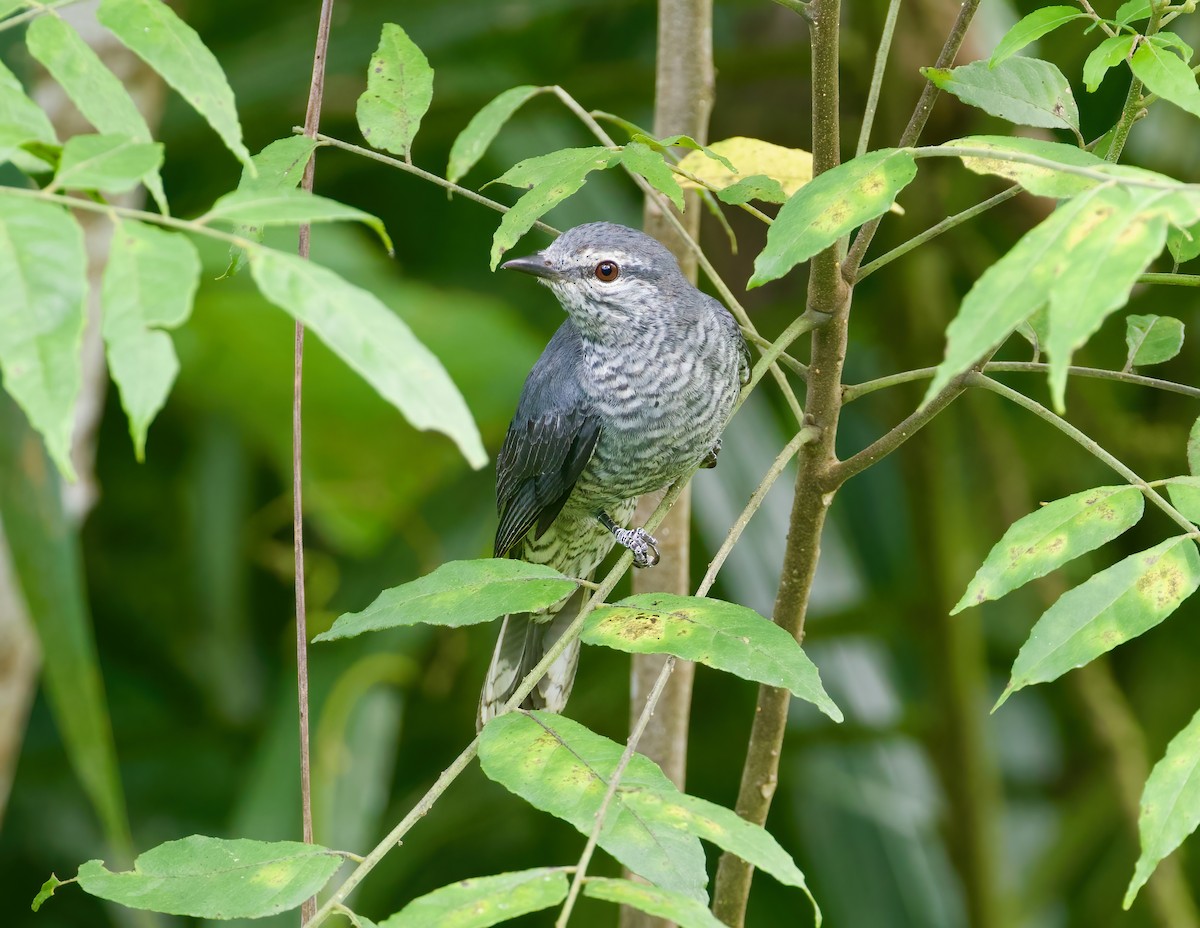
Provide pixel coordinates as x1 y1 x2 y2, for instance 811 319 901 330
557 657 678 927
1077 0 1118 37
0 0 79 33
295 3 336 923
857 0 903 157
1141 272 1200 287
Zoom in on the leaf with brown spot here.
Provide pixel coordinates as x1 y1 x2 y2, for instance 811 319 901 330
954 485 1144 614
356 24 434 159
997 535 1200 708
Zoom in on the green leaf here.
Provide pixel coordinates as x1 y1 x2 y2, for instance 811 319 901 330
1189 417 1200 475
447 85 544 185
633 133 737 172
97 0 251 169
1130 38 1200 120
998 536 1200 707
247 247 486 468
715 174 788 204
487 146 621 269
76 836 342 918
1167 220 1200 264
1163 476 1200 524
1125 705 1200 908
584 593 841 721
377 869 569 928
921 58 1080 134
356 23 434 159
619 141 685 211
31 874 64 912
315 559 578 641
0 57 58 166
954 486 1144 613
989 7 1085 68
50 134 162 194
1083 34 1135 93
1117 0 1152 23
750 148 916 287
480 711 709 902
102 220 200 460
1126 313 1185 367
203 188 393 254
946 135 1107 197
1150 31 1194 62
583 878 727 928
0 1 30 16
25 14 167 212
0 198 86 479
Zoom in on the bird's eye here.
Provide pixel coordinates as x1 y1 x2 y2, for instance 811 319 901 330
594 261 620 282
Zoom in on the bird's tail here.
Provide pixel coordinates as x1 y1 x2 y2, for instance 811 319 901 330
477 587 585 730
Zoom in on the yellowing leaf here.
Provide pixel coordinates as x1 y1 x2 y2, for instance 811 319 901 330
677 137 812 196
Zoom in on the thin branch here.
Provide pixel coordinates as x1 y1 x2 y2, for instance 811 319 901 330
856 0 903 158
1141 272 1200 287
0 0 79 33
855 184 1021 282
743 331 808 378
1077 0 1118 37
667 161 775 225
557 657 678 927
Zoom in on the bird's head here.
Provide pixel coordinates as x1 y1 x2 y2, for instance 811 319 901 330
501 222 687 339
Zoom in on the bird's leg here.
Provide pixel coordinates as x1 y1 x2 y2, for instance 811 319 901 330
700 438 722 469
597 511 660 568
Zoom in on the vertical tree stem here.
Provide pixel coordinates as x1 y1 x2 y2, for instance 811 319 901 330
296 1 335 923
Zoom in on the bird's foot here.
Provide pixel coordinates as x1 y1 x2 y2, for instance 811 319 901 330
700 438 722 469
599 511 660 568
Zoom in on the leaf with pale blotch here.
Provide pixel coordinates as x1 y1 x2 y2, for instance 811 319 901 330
50 134 162 194
1125 705 1200 908
26 15 166 211
716 174 788 204
1168 220 1200 264
1130 38 1200 120
619 141 685 211
480 711 708 902
677 136 811 195
997 536 1200 708
448 85 544 185
248 247 485 468
0 199 85 480
946 135 1106 198
954 486 1144 613
1163 477 1200 525
1083 35 1134 93
75 836 341 918
1190 418 1200 476
751 148 916 287
102 220 200 461
922 58 1080 134
1126 314 1185 368
378 869 568 927
203 188 392 254
584 593 841 721
315 559 577 641
31 874 63 912
97 0 251 169
356 23 433 159
487 146 621 269
584 878 728 928
990 7 1085 68
0 56 58 167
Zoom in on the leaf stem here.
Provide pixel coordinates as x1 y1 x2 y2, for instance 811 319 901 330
1141 272 1200 287
856 0 904 158
0 0 80 33
1077 0 1118 37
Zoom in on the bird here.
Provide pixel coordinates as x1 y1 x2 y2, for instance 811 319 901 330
477 221 749 729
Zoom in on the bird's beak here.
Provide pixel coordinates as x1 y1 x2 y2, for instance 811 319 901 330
501 252 557 280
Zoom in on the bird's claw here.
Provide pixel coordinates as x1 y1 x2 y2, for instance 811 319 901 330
615 527 660 568
700 438 722 469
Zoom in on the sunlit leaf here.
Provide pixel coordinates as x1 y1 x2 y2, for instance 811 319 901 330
1126 314 1185 367
1125 705 1200 908
248 247 486 468
584 593 841 721
76 836 342 918
357 23 434 159
0 57 58 167
26 14 167 211
0 198 85 479
479 711 709 902
1130 38 1200 120
102 220 199 460
990 7 1085 68
750 148 916 287
447 85 544 185
1163 477 1200 524
31 874 64 912
203 188 393 253
315 559 578 641
716 174 788 204
1083 35 1135 93
677 136 811 195
97 0 251 169
997 536 1200 707
583 878 727 928
954 486 1145 613
50 134 162 194
487 146 620 268
619 140 684 211
378 869 568 927
922 58 1080 134
1168 219 1200 264
946 135 1106 197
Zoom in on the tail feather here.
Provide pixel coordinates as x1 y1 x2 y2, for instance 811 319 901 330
477 587 585 730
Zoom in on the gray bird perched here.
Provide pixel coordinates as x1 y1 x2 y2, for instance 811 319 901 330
478 222 749 728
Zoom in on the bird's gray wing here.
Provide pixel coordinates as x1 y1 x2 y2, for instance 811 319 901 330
495 323 600 558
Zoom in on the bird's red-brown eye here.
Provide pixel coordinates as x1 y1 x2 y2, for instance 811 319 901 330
594 260 620 282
